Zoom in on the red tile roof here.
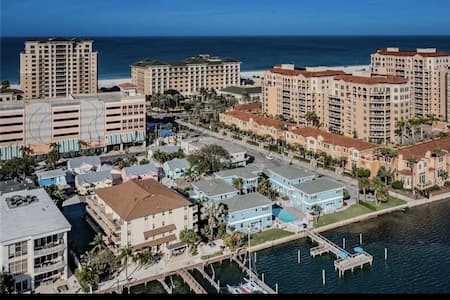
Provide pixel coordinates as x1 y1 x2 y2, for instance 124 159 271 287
269 68 347 78
117 82 137 89
223 110 283 128
289 127 378 151
234 102 261 112
334 74 408 85
377 48 449 57
398 169 412 176
398 136 450 160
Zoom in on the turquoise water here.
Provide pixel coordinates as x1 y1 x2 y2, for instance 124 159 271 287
273 206 298 223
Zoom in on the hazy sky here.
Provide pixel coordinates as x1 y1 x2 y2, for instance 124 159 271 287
2 0 450 37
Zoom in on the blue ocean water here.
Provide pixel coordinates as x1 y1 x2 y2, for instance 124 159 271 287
2 36 450 84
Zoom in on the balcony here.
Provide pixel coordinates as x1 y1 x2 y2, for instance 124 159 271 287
34 259 65 274
85 198 122 234
34 243 65 257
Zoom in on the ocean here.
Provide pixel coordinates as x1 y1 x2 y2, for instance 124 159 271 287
2 36 450 84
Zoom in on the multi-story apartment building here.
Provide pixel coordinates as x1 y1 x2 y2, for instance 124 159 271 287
131 54 240 95
0 188 71 292
0 89 24 102
328 74 411 144
20 38 97 99
261 64 346 128
85 178 198 254
370 48 450 120
0 92 146 160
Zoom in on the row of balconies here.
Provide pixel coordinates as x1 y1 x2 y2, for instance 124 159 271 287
34 259 65 274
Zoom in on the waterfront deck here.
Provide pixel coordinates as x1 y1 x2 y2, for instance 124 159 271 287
305 229 373 277
231 256 277 294
177 269 207 294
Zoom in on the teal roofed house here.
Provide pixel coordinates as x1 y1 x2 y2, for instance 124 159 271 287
291 178 344 214
163 158 190 180
220 193 272 233
267 166 315 199
191 178 239 202
36 169 67 187
214 165 261 194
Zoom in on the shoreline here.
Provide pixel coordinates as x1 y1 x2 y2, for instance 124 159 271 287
8 65 370 89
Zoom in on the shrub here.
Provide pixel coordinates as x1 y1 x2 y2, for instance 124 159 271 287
246 140 259 146
343 189 350 200
445 181 450 188
392 180 404 190
232 135 242 140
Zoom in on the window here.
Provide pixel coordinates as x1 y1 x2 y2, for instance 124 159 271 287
162 221 165 226
144 216 148 221
127 231 131 236
8 241 28 259
9 259 28 275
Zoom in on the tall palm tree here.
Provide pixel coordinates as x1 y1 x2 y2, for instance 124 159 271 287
377 166 394 185
133 249 153 269
407 157 418 195
46 142 60 170
232 177 244 194
408 118 420 143
200 201 227 241
371 177 385 206
358 178 370 203
89 233 104 254
115 246 135 289
395 118 407 145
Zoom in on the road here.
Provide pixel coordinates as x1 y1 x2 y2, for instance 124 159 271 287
176 120 359 201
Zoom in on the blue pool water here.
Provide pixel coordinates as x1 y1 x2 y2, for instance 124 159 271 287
272 206 297 223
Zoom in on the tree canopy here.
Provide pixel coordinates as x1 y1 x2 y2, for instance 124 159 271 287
188 144 230 175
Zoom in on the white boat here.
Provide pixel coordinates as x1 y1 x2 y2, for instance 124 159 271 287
266 153 274 160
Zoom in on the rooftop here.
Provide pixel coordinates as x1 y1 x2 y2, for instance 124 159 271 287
293 178 344 195
164 158 190 170
75 170 112 185
0 180 36 193
36 169 66 179
26 37 93 43
222 110 283 129
96 179 191 221
192 178 238 196
215 165 261 179
154 144 180 154
0 88 24 95
334 74 408 85
68 156 101 170
0 188 71 243
398 135 450 160
220 86 262 96
267 165 314 180
220 192 272 213
132 54 240 68
123 162 161 177
117 82 137 89
269 66 347 78
188 137 247 154
233 102 262 112
376 48 449 58
290 127 378 151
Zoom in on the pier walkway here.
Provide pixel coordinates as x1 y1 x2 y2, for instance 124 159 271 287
195 266 220 292
177 269 207 294
305 229 373 277
157 278 172 294
231 256 277 294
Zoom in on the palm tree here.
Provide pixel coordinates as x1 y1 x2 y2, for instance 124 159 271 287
76 260 102 293
1 80 10 91
46 142 60 170
0 271 15 294
395 118 407 145
200 201 227 241
407 157 418 195
358 178 370 203
115 246 135 288
305 111 320 127
133 249 153 269
377 166 394 185
408 118 420 143
89 233 104 254
179 229 201 254
370 177 385 206
232 177 244 194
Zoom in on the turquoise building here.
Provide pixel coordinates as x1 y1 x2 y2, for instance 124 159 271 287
163 158 190 179
291 178 344 214
36 169 67 187
214 166 261 194
267 166 315 199
220 193 272 233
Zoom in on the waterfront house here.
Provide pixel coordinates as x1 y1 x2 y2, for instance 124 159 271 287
220 193 272 233
121 161 162 182
267 166 315 198
214 166 261 194
75 170 113 195
291 178 344 214
35 169 67 188
85 178 198 254
67 156 101 175
0 188 71 293
191 178 239 202
163 158 190 180
148 144 180 159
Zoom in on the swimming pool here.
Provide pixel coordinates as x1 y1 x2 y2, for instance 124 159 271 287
272 206 298 223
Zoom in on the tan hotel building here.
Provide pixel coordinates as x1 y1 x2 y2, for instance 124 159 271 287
328 74 411 145
131 54 240 95
261 64 345 128
85 178 198 254
0 92 145 160
20 38 97 100
370 48 450 120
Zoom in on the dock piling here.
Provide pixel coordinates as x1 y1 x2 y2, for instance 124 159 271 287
359 233 363 245
262 273 265 283
254 252 257 263
217 280 220 293
275 283 278 294
298 250 301 264
384 247 388 260
322 269 326 286
342 237 346 249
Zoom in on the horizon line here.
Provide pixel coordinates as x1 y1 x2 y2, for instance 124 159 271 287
3 34 450 38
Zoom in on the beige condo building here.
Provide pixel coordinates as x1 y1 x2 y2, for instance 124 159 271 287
20 38 98 99
370 48 450 120
131 54 240 95
261 64 345 128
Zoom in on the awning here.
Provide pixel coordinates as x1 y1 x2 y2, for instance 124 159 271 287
131 234 176 252
167 241 187 250
143 224 176 239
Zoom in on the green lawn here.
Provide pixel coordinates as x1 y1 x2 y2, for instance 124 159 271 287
314 197 407 227
250 228 294 246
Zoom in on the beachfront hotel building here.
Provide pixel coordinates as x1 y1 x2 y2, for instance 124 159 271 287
0 92 146 160
131 54 240 95
328 74 411 144
0 188 71 292
261 64 346 128
19 38 98 100
85 178 198 254
370 48 450 120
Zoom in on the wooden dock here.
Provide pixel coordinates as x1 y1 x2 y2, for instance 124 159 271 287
177 269 207 294
231 256 277 294
157 278 172 294
195 266 220 292
305 229 373 277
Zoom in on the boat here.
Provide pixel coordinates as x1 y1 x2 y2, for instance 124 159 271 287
226 225 270 294
266 153 274 160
